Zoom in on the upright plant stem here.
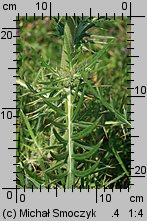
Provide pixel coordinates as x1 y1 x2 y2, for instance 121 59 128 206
60 17 75 188
66 88 74 188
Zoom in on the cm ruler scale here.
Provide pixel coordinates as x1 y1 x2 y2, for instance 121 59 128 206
0 0 146 220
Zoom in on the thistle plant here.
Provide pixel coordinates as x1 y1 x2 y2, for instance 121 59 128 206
18 16 131 189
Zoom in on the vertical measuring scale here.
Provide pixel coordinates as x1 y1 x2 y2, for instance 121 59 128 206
0 0 146 220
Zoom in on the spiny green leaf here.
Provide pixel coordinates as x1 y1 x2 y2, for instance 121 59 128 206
73 162 99 177
21 109 39 148
105 172 126 187
16 168 25 186
83 76 131 126
74 141 92 150
26 176 41 188
38 159 49 184
27 105 45 116
25 82 37 93
38 78 66 85
72 117 101 140
53 128 67 144
72 88 85 121
25 82 60 101
112 147 129 176
45 145 64 150
72 139 103 161
33 88 59 96
97 89 130 126
84 42 112 70
25 82 59 103
85 40 108 45
74 121 93 128
61 17 75 73
47 171 68 180
41 161 65 173
51 120 65 130
45 96 61 102
50 151 68 160
75 20 94 44
90 34 115 39
31 47 58 74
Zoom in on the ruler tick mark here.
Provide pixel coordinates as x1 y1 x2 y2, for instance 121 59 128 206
98 13 100 20
13 75 20 78
13 100 20 102
127 15 145 18
127 103 134 106
8 148 20 150
122 13 124 20
13 43 20 46
80 185 82 192
90 8 92 19
8 67 20 70
2 28 20 30
127 55 139 58
127 39 134 42
128 175 146 178
55 185 58 197
82 13 84 20
2 107 20 110
74 13 76 20
127 95 145 98
13 35 20 38
96 185 98 203
129 2 132 20
105 13 107 20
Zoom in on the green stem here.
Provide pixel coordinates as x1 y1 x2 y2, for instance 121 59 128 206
61 17 75 188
